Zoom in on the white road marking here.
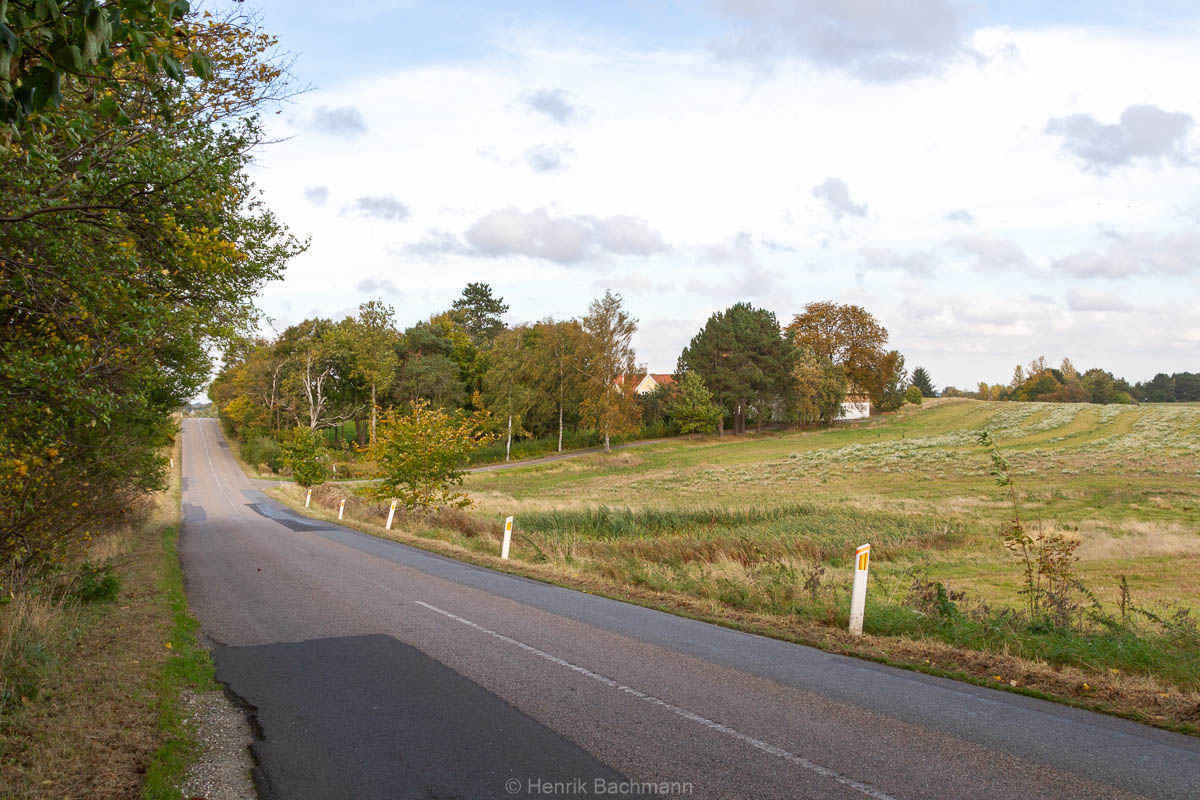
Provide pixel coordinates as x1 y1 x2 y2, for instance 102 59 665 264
414 599 900 800
195 419 241 512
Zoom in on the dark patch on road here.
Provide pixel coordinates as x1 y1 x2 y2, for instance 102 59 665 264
213 634 637 800
218 438 229 448
181 477 189 492
246 502 336 532
182 503 206 523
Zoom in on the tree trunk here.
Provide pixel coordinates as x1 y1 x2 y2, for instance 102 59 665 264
370 383 377 444
756 414 762 435
558 404 564 453
717 417 725 436
604 430 611 453
506 414 513 462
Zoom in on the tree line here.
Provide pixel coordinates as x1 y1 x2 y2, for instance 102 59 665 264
211 289 913 469
940 357 1199 405
2 6 300 587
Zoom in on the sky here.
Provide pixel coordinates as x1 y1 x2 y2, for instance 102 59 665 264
228 0 1200 395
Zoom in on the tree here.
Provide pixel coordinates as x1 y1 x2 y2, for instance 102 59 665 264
341 301 400 444
2 10 301 585
876 350 908 412
665 371 721 435
366 400 495 510
904 385 924 405
579 291 641 453
0 0 211 130
279 319 360 430
910 367 935 397
786 302 887 405
282 428 329 487
451 282 508 346
531 319 584 452
483 326 538 461
678 303 795 435
397 321 466 408
792 347 846 425
1143 373 1175 403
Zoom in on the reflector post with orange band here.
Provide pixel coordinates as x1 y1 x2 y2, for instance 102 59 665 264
849 543 871 636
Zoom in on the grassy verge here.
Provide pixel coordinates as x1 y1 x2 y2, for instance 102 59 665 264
0 435 216 798
142 518 218 799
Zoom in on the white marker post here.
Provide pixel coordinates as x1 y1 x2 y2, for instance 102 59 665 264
338 499 346 520
385 500 398 530
849 543 871 637
305 488 312 508
501 516 514 560
170 457 174 469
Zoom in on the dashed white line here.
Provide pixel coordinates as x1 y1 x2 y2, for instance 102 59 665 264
414 599 899 800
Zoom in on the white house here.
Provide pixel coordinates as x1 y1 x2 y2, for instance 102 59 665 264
837 388 871 421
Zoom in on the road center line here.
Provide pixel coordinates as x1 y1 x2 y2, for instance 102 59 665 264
414 599 899 800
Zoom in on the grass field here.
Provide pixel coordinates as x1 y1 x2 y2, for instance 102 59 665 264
466 399 1200 615
278 398 1200 730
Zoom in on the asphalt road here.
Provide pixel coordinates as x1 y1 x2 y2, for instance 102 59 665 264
179 418 1200 800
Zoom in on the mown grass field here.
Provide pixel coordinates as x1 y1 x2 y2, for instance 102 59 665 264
466 399 1200 617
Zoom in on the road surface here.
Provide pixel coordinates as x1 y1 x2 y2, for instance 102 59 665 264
179 418 1200 799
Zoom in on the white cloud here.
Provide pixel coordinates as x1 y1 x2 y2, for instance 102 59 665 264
715 0 972 80
1067 288 1133 312
304 186 329 205
1052 231 1200 278
461 207 666 264
812 178 867 219
522 88 578 123
525 143 575 172
346 196 411 221
950 235 1032 271
309 105 368 137
1046 104 1193 173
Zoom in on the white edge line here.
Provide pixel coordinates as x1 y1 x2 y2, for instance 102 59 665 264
413 599 899 800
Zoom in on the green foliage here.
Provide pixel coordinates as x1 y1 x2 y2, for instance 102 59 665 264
579 291 641 450
904 385 924 405
977 430 1081 625
0 0 207 130
665 371 721 434
71 561 119 603
910 366 935 397
451 282 509 345
677 302 795 434
367 400 495 509
787 301 889 405
240 435 283 473
875 350 908 412
1 10 300 585
281 428 328 487
792 346 846 425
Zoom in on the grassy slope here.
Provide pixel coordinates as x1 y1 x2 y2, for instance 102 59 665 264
465 399 1200 613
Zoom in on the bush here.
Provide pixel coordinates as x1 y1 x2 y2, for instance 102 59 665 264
240 435 284 473
282 428 330 487
904 385 924 405
71 561 120 603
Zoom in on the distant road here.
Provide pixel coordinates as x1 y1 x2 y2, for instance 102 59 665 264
180 417 1200 799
